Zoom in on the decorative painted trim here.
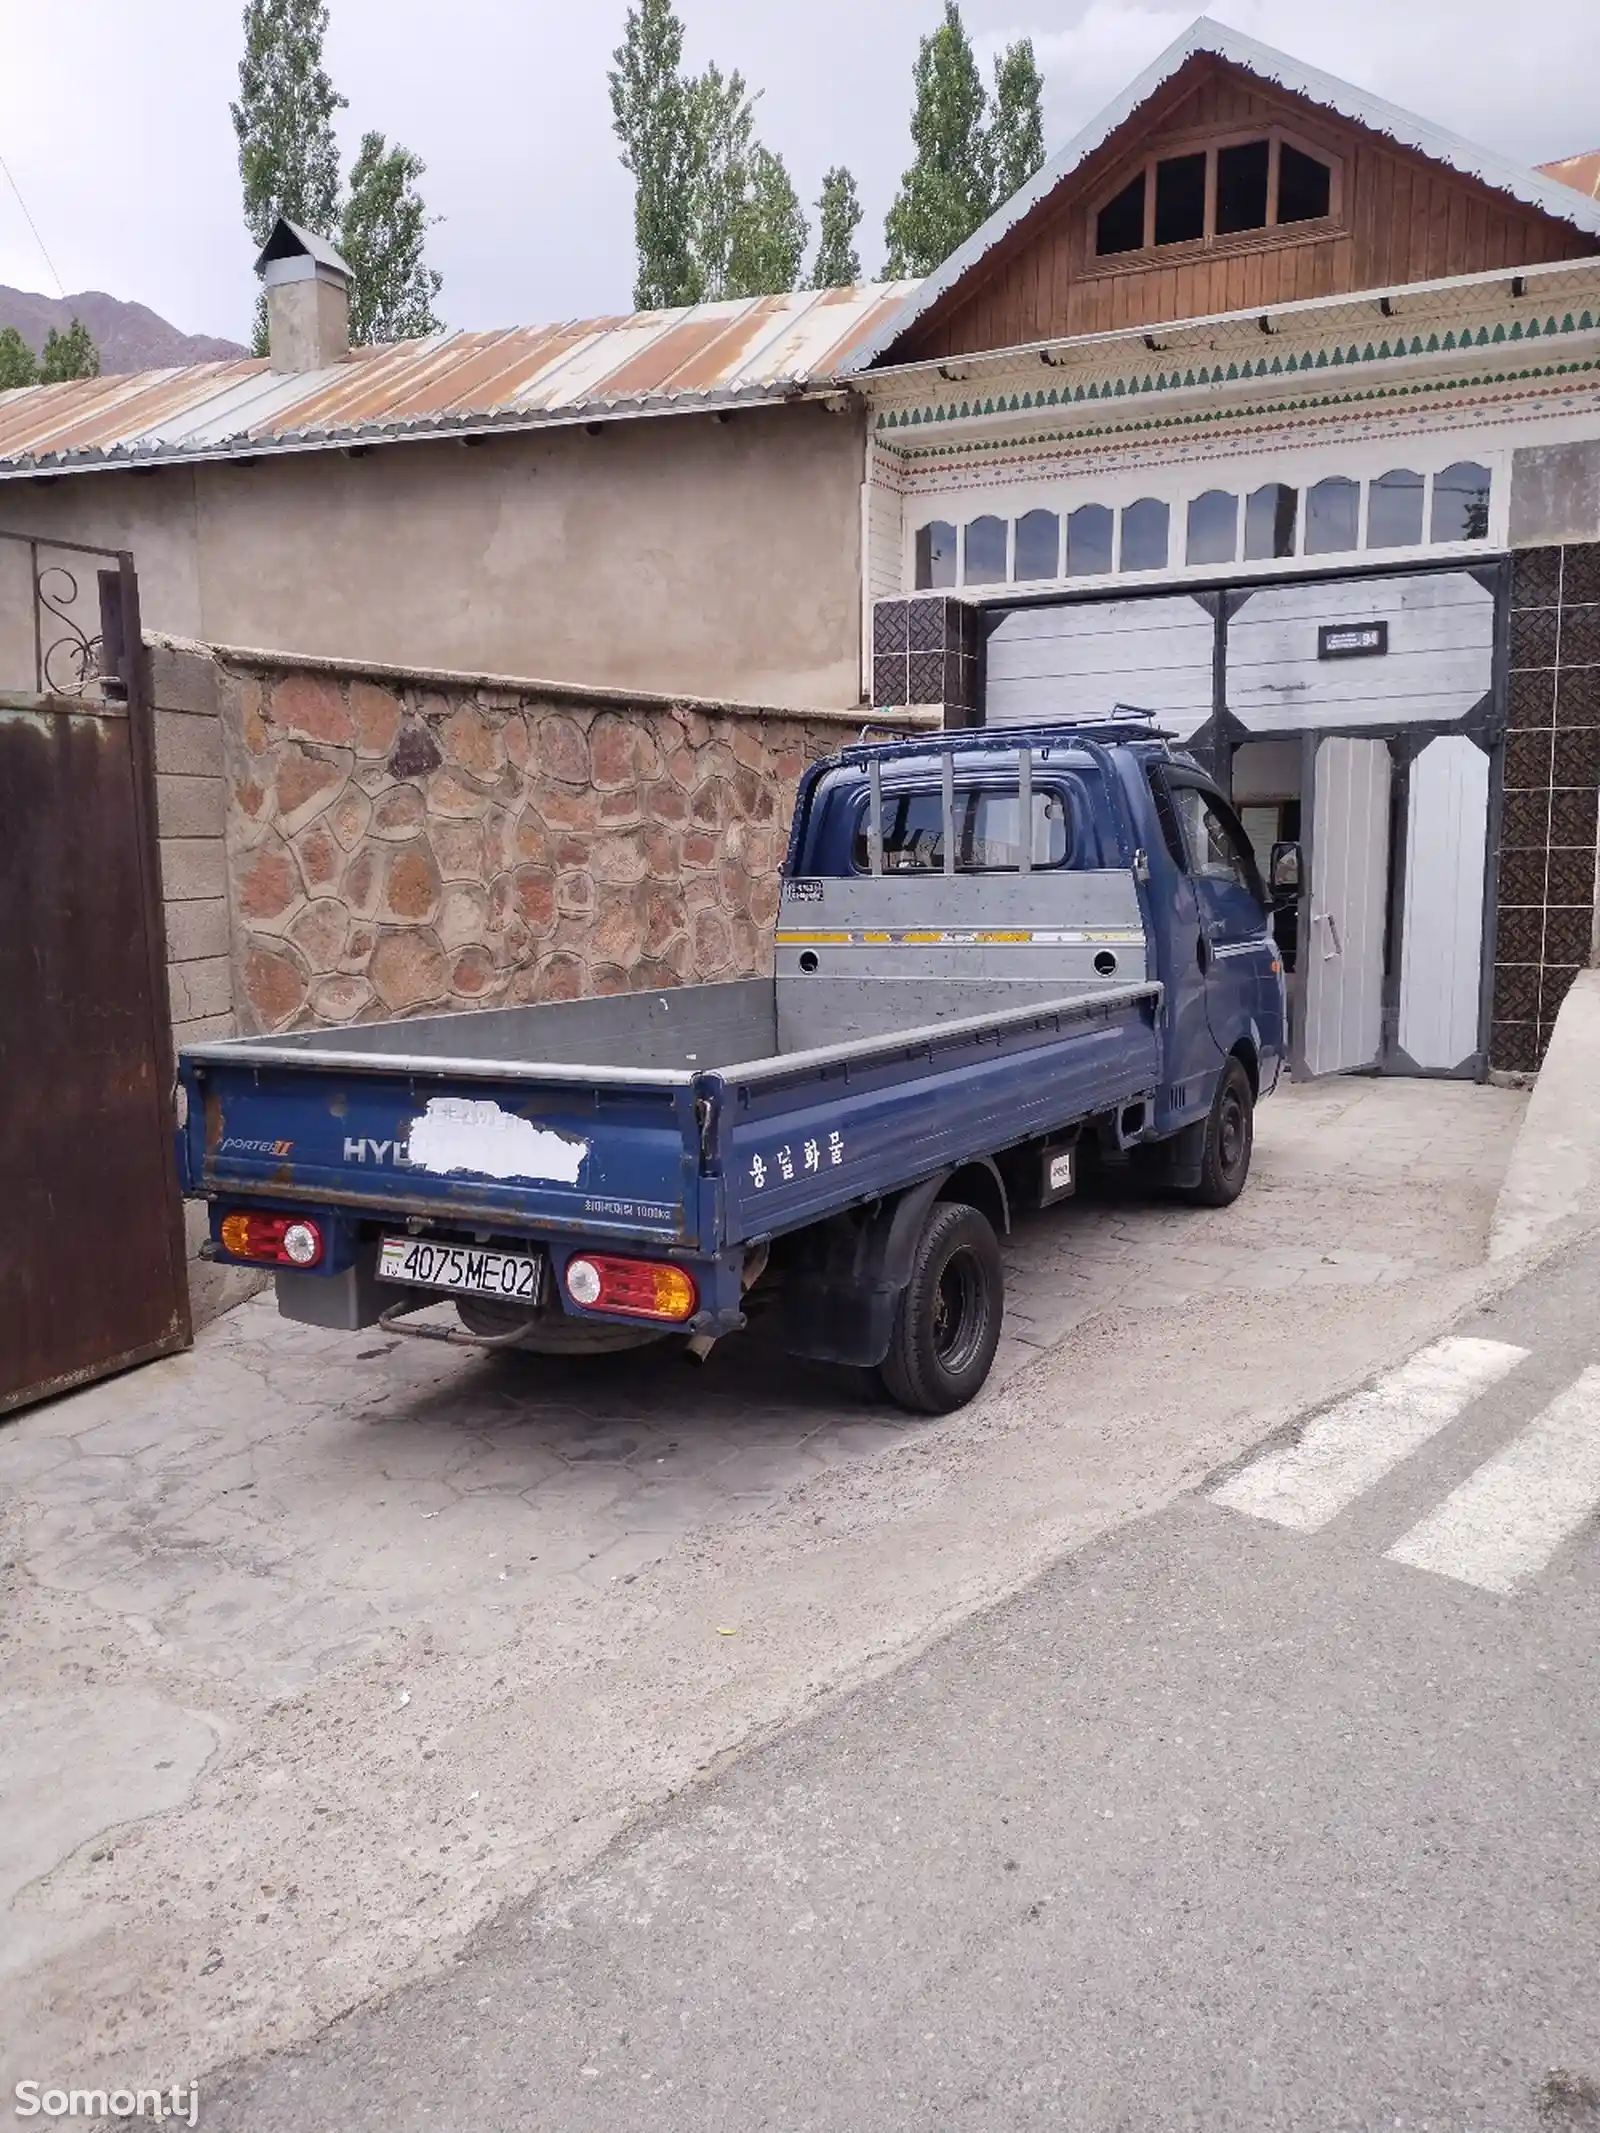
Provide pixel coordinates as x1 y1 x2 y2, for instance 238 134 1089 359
878 355 1600 472
873 312 1600 433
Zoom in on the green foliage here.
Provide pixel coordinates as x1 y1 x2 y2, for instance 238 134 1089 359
810 166 863 289
884 1 992 278
884 6 1048 278
40 318 100 382
0 326 39 389
610 0 699 308
340 132 444 344
684 61 755 301
613 2 809 306
988 37 1045 208
726 143 808 298
232 0 346 354
233 0 442 348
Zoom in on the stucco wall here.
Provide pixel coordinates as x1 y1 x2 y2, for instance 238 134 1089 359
0 401 867 711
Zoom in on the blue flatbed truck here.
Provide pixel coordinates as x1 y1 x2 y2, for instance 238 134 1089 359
176 720 1287 1413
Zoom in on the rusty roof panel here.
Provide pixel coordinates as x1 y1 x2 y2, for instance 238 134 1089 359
0 283 917 477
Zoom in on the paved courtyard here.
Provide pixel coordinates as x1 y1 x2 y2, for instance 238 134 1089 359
0 1075 1527 2094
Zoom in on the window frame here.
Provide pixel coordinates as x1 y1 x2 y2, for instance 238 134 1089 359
1085 121 1344 273
1159 767 1268 906
848 781 1077 877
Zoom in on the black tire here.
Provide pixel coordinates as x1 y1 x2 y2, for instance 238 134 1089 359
1179 1057 1255 1207
879 1201 1004 1415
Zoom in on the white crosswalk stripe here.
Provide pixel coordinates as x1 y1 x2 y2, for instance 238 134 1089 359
1385 1365 1600 1595
1209 1335 1529 1533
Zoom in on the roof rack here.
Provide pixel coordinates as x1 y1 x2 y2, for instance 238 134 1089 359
835 707 1174 767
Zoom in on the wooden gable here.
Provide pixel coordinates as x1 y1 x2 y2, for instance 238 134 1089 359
888 53 1599 363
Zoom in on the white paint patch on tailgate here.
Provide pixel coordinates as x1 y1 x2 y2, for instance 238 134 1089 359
405 1096 588 1184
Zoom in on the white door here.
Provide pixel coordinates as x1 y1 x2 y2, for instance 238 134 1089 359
1396 735 1490 1071
1303 737 1391 1076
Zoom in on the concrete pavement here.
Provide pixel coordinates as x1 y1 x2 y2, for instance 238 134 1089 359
207 1228 1600 2133
0 1076 1533 2095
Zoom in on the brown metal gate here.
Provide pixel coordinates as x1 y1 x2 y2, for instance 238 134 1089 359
0 536 191 1415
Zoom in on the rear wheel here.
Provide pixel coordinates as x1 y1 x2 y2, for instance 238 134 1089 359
879 1201 1004 1415
1179 1057 1254 1207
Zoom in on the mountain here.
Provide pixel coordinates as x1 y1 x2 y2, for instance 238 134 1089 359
0 287 246 376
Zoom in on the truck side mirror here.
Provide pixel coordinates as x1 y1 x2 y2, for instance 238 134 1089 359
1268 840 1302 904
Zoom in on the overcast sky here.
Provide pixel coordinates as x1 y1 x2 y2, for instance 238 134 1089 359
3 0 1598 347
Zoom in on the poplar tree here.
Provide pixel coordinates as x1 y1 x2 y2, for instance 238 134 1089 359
232 0 346 353
884 7 1049 277
988 37 1046 207
810 166 864 288
340 133 444 344
610 0 699 308
883 1 992 278
613 4 811 306
726 144 808 298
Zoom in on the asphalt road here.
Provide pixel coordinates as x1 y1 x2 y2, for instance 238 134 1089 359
208 1232 1600 2133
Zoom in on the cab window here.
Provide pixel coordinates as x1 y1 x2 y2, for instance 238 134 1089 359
1167 780 1265 901
853 787 1071 873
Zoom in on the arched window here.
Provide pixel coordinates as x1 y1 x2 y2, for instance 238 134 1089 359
1186 490 1238 566
1305 476 1359 554
1013 509 1061 581
963 515 1007 585
1244 483 1298 561
1120 498 1169 572
1366 469 1424 549
1065 503 1114 576
1430 462 1491 543
914 521 956 590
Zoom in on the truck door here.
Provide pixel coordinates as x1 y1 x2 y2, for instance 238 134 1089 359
1302 736 1391 1077
1163 770 1279 1062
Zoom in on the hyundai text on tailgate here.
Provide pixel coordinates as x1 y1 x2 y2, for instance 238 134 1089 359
176 719 1287 1412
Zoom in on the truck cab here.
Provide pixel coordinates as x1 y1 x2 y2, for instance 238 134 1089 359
784 722 1285 1132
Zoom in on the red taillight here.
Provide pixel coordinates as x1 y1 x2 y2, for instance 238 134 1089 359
219 1211 324 1267
564 1255 698 1322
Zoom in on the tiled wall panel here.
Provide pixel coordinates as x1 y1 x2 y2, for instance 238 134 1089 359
1492 543 1600 1071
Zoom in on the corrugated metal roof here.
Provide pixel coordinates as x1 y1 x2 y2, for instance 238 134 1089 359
846 17 1600 373
0 281 915 479
1540 151 1600 202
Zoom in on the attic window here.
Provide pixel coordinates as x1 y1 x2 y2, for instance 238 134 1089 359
1154 154 1206 245
1089 128 1338 263
1095 173 1147 257
1278 142 1332 223
1216 141 1270 234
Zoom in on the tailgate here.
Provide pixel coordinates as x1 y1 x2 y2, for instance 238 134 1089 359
179 1057 705 1247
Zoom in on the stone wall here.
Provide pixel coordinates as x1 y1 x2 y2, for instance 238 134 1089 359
148 640 262 1325
210 650 897 1034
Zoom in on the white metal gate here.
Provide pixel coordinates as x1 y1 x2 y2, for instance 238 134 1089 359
1394 736 1491 1072
1302 736 1391 1077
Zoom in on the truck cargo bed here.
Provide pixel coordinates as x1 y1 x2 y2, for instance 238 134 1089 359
180 976 1162 1251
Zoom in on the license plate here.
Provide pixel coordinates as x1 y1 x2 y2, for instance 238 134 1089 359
377 1235 545 1304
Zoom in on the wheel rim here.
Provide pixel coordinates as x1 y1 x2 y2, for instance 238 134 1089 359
1218 1087 1248 1175
932 1244 989 1373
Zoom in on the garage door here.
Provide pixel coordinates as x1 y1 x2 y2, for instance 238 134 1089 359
983 593 1215 734
1225 571 1494 733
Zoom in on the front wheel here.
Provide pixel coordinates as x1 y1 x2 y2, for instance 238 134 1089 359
879 1201 1004 1415
1178 1057 1255 1207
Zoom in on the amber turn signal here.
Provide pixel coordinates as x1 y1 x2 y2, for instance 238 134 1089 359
219 1210 324 1267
